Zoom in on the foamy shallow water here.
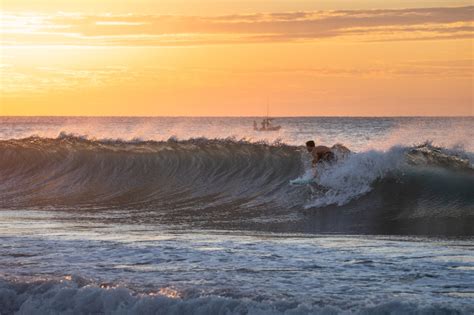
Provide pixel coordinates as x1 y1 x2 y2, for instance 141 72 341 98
1 210 474 314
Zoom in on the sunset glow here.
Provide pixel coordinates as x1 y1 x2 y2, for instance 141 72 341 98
1 1 473 116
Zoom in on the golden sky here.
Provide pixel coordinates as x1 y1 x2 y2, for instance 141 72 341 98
1 0 473 116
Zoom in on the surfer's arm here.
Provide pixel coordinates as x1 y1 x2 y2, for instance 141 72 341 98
311 152 320 167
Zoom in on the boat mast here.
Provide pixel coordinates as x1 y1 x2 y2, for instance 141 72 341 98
266 98 269 118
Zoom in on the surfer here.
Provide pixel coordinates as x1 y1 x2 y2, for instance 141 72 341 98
306 141 351 173
306 141 334 168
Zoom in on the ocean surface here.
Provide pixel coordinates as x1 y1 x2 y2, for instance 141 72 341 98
0 116 473 314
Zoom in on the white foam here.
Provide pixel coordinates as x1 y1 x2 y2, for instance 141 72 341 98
306 146 407 207
1 277 472 315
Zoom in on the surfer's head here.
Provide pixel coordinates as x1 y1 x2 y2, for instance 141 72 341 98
306 140 315 152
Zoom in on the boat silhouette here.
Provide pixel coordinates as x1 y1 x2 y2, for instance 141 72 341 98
253 102 282 131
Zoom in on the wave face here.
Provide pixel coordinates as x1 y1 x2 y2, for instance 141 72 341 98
1 135 473 235
0 135 306 211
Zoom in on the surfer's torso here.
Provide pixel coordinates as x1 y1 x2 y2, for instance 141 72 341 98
311 146 335 165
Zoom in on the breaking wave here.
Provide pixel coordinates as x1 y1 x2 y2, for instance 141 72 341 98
0 134 473 234
0 134 304 210
1 276 472 315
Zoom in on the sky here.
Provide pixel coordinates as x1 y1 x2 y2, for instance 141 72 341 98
0 0 473 116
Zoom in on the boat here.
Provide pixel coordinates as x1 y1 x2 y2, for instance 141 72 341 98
253 118 281 131
253 102 282 132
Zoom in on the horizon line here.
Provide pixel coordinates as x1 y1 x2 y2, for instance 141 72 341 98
1 115 472 118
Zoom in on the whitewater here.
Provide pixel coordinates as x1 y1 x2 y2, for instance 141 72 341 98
0 116 473 314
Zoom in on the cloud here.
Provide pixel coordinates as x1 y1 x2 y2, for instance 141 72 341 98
1 6 473 45
0 65 132 95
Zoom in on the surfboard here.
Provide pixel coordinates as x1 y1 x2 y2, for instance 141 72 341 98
289 177 315 185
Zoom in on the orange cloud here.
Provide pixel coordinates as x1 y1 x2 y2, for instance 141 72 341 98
2 6 473 46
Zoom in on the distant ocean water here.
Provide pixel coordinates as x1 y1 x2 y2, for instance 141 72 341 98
1 116 473 314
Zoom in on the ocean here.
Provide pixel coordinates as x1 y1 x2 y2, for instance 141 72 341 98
0 116 473 314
